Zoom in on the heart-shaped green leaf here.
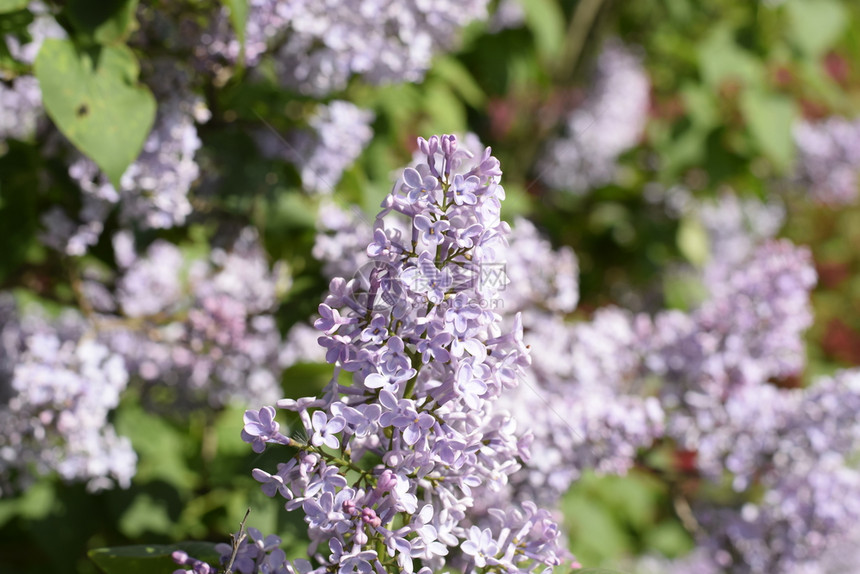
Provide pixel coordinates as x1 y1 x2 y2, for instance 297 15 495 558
34 38 156 188
0 0 28 14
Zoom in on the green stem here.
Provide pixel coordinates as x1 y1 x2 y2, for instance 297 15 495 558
556 0 609 84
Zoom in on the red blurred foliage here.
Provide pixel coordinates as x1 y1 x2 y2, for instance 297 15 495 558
673 449 698 474
822 318 860 364
823 51 851 86
816 260 852 289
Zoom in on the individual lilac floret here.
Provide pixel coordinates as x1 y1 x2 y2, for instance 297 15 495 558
794 116 860 205
540 40 650 195
242 134 572 573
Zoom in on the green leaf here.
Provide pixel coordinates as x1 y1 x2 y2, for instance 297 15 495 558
114 402 197 492
222 0 248 48
521 0 566 61
786 0 847 57
680 83 719 129
0 0 28 14
34 39 156 189
677 215 709 266
66 0 140 44
698 25 764 87
431 57 486 108
88 542 219 574
739 89 797 172
421 81 467 135
0 7 33 35
118 494 174 538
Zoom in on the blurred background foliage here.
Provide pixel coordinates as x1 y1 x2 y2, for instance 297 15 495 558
1 0 860 572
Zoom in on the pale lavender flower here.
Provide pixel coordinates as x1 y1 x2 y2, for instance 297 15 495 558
541 40 650 194
0 302 135 495
794 116 860 205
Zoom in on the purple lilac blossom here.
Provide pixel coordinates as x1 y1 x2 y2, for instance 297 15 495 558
693 191 786 284
649 238 816 402
495 308 664 509
1 2 65 143
540 40 650 194
0 76 43 143
794 116 860 205
254 101 374 195
650 371 860 574
228 134 571 574
199 0 490 95
99 228 286 408
287 159 842 572
488 0 526 33
0 299 135 496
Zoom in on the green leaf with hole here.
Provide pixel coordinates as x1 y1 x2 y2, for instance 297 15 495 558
34 39 156 189
786 0 847 57
0 0 28 14
88 542 219 574
739 89 797 172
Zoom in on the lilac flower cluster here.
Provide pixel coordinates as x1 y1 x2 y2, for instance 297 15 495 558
0 298 136 496
43 61 210 255
173 528 293 574
194 0 490 95
694 191 786 286
100 227 286 408
216 135 570 574
540 40 650 194
0 76 43 144
628 194 860 572
496 307 664 509
649 370 860 574
0 2 64 144
648 236 816 406
296 173 659 517
794 116 860 205
255 101 374 195
488 189 836 571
